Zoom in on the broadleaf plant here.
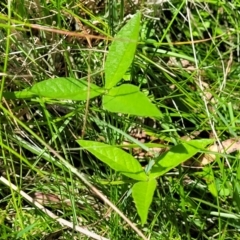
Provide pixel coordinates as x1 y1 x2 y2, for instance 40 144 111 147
149 139 213 179
104 12 141 89
2 11 207 225
132 179 157 225
77 140 147 181
29 77 104 100
3 12 161 117
103 84 162 117
78 139 211 224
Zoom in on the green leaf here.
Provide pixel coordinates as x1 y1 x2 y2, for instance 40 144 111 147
77 140 147 181
149 139 213 179
105 12 141 89
132 179 157 224
28 77 103 100
103 84 161 117
3 90 36 99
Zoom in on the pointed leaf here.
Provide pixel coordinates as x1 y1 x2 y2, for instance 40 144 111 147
132 179 157 224
149 139 213 179
103 84 161 117
78 140 147 181
29 77 103 100
105 12 141 89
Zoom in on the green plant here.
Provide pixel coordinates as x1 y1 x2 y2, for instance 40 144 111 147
1 1 240 239
78 139 212 224
2 12 160 117
0 11 213 225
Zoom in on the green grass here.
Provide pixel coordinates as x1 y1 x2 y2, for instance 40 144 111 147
0 0 240 239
